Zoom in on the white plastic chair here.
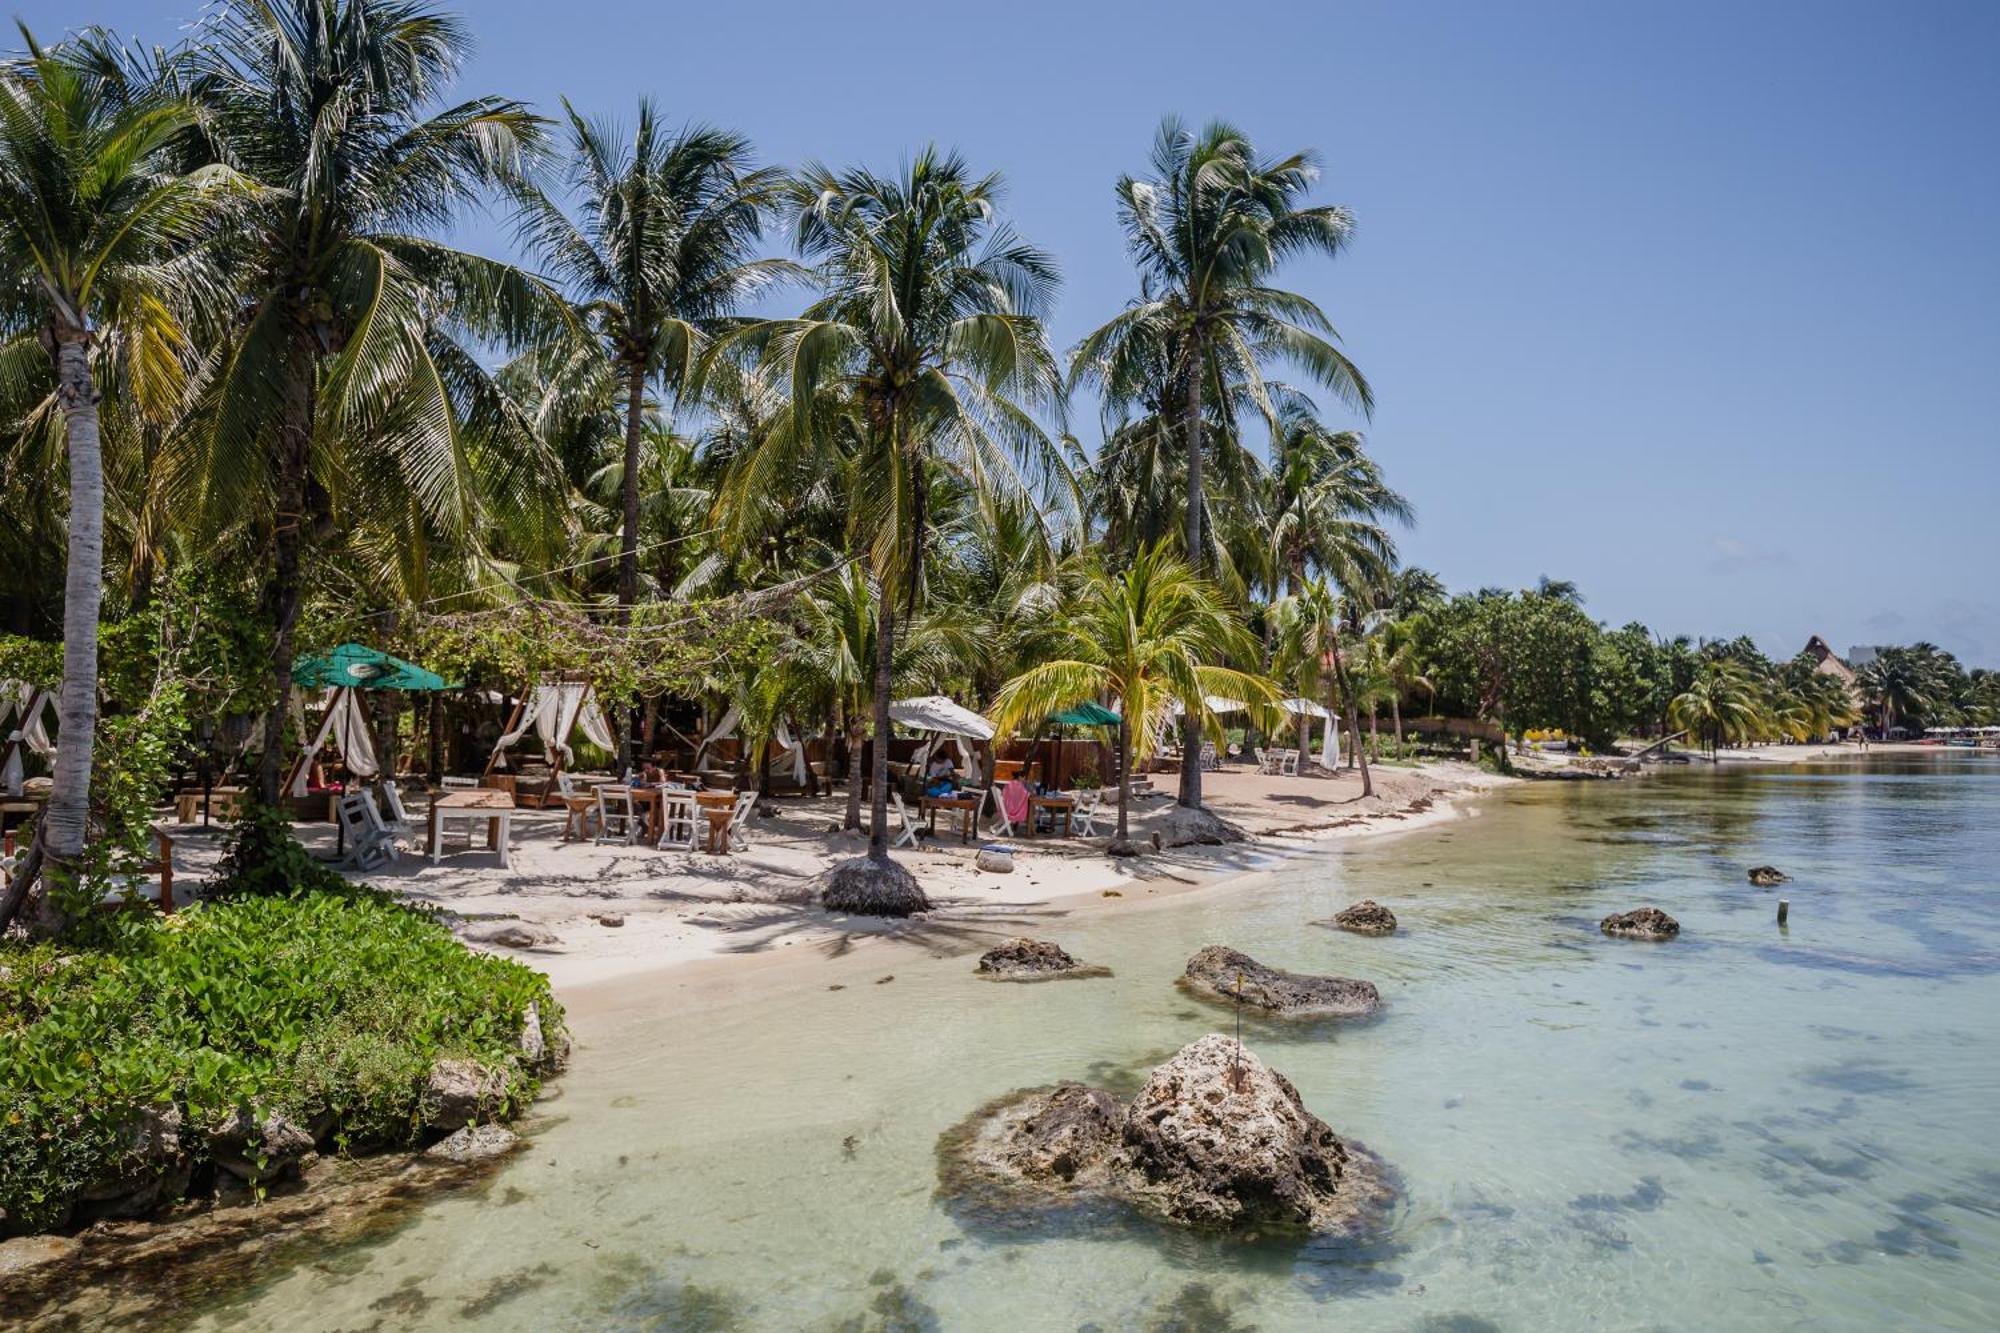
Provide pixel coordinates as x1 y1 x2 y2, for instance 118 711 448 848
594 785 639 845
337 792 399 870
725 791 758 850
657 790 698 851
377 779 416 844
983 784 1014 837
889 792 919 849
1074 788 1104 836
1279 748 1300 777
1199 742 1221 771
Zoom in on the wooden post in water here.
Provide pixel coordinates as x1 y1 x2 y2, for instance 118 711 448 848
1777 899 1790 926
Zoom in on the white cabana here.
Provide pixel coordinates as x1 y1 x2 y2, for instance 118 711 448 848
285 688 383 796
1279 697 1332 719
485 678 617 782
1166 695 1247 717
1279 698 1340 767
695 705 812 785
2 681 55 797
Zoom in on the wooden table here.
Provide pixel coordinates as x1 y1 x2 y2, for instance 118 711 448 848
703 806 735 854
922 794 979 844
1025 794 1076 838
429 789 516 867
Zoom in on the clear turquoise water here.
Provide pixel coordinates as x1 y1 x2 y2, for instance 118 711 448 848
191 759 2000 1331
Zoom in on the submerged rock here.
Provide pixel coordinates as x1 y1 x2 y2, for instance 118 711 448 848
1182 945 1381 1018
1601 907 1680 941
423 1124 521 1164
975 938 1109 982
1331 900 1398 935
1152 806 1245 848
822 856 931 917
938 1035 1392 1237
1747 865 1791 887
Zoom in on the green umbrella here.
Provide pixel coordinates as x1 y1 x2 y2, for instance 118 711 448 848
1051 702 1120 727
292 643 455 692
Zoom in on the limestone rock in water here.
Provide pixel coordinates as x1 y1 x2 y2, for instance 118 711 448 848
424 1058 512 1131
1601 907 1680 941
474 921 559 951
1747 865 1790 887
1182 945 1381 1018
822 856 931 917
1332 900 1397 935
937 1035 1392 1237
423 1123 521 1164
1153 806 1245 848
1121 1035 1348 1229
975 937 1107 982
0 1234 80 1281
207 1109 317 1184
988 1083 1124 1185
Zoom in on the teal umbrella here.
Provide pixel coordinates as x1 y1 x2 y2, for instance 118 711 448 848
1051 702 1120 727
292 643 454 692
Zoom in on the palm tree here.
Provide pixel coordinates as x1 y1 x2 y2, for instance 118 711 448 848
1075 116 1371 811
989 544 1276 851
0 29 231 928
178 0 562 804
1377 616 1432 757
715 148 1066 912
1275 576 1375 797
1670 658 1764 755
512 101 788 767
1263 410 1408 600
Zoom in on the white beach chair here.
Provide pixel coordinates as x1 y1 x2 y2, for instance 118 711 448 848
889 791 920 850
1279 748 1300 777
439 775 478 791
1199 742 1221 771
656 789 698 851
983 784 1015 838
725 791 758 851
377 779 416 844
594 785 639 846
337 792 399 871
1074 788 1104 836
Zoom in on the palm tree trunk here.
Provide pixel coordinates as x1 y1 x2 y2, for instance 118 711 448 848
1179 341 1205 810
1329 639 1373 798
1115 711 1132 840
8 333 105 933
257 357 314 805
1391 697 1404 759
616 359 645 774
868 599 897 860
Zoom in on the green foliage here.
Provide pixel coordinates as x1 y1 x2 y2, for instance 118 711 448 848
0 890 561 1233
205 800 350 901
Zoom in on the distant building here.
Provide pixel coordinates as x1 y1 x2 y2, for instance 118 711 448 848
1801 635 1862 709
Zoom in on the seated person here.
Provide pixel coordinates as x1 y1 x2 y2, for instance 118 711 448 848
639 761 666 787
924 753 959 798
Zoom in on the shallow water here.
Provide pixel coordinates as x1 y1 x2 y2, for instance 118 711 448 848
188 759 2000 1331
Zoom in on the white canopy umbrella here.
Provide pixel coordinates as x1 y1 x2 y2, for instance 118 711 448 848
888 695 995 740
1166 695 1247 716
1279 697 1333 720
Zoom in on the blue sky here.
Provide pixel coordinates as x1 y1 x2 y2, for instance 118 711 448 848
23 0 2000 664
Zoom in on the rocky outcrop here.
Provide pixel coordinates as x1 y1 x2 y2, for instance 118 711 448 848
938 1035 1392 1237
207 1109 316 1185
822 856 931 917
1747 865 1790 887
1181 945 1381 1018
1331 900 1397 935
75 1106 191 1221
1600 907 1680 941
422 1123 522 1164
975 938 1109 982
423 1058 512 1132
473 921 559 951
1152 806 1245 848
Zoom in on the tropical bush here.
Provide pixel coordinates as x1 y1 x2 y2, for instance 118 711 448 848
0 888 562 1233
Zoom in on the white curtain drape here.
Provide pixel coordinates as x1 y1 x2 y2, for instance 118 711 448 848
1322 717 1339 768
492 683 615 768
2 685 54 797
771 719 808 784
695 704 741 769
328 688 380 781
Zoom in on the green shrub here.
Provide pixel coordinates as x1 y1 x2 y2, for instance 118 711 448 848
0 889 563 1233
204 800 351 900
